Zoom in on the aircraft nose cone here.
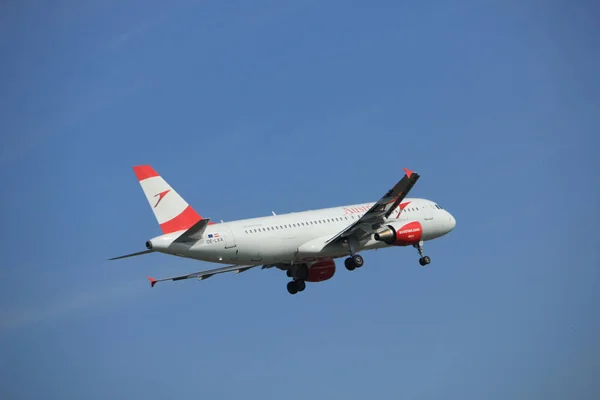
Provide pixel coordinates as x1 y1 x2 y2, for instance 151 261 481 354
448 213 456 230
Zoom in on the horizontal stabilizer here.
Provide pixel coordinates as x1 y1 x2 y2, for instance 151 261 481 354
147 264 258 287
109 249 154 261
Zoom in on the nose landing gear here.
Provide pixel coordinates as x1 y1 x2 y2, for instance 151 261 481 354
414 241 431 266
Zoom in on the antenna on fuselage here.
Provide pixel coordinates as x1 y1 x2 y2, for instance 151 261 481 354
272 211 276 216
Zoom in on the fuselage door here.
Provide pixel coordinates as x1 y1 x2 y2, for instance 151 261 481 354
221 225 237 249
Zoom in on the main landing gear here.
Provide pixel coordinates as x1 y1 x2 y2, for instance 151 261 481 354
286 264 308 295
344 254 364 271
287 279 306 295
414 240 431 266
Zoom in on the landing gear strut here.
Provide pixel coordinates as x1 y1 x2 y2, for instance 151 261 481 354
414 240 431 266
344 254 364 271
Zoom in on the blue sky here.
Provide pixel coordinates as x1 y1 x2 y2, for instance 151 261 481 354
1 1 598 398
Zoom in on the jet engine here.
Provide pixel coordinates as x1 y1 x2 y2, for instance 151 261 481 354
373 221 423 246
306 259 336 282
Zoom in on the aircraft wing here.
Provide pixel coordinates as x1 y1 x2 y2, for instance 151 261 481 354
147 264 258 287
325 168 420 244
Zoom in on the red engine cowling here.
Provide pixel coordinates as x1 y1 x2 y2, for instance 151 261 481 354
306 259 336 282
373 221 423 246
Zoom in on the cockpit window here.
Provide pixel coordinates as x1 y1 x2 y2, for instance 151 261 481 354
434 204 443 209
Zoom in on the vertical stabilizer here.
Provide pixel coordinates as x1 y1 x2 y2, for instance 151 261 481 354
132 165 203 234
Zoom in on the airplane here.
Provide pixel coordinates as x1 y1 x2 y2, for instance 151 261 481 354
110 165 456 295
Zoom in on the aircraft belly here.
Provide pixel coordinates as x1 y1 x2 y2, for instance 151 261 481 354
296 236 345 260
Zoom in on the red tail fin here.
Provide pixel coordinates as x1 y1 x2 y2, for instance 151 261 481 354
132 165 207 234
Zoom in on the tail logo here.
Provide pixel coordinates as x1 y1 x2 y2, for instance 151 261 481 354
153 190 171 208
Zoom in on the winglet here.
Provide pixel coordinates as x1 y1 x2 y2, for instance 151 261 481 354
403 168 414 178
147 276 157 288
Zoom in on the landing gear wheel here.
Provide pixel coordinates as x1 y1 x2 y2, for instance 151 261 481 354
344 257 356 271
419 256 431 266
352 254 364 268
287 281 298 295
286 269 293 278
296 280 306 292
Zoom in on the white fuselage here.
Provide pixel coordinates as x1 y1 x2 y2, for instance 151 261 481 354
147 197 456 266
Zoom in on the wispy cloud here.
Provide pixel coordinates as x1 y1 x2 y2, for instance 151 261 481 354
0 279 145 332
108 21 150 49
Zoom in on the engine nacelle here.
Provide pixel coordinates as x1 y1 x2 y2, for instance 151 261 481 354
373 221 423 246
306 259 336 282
